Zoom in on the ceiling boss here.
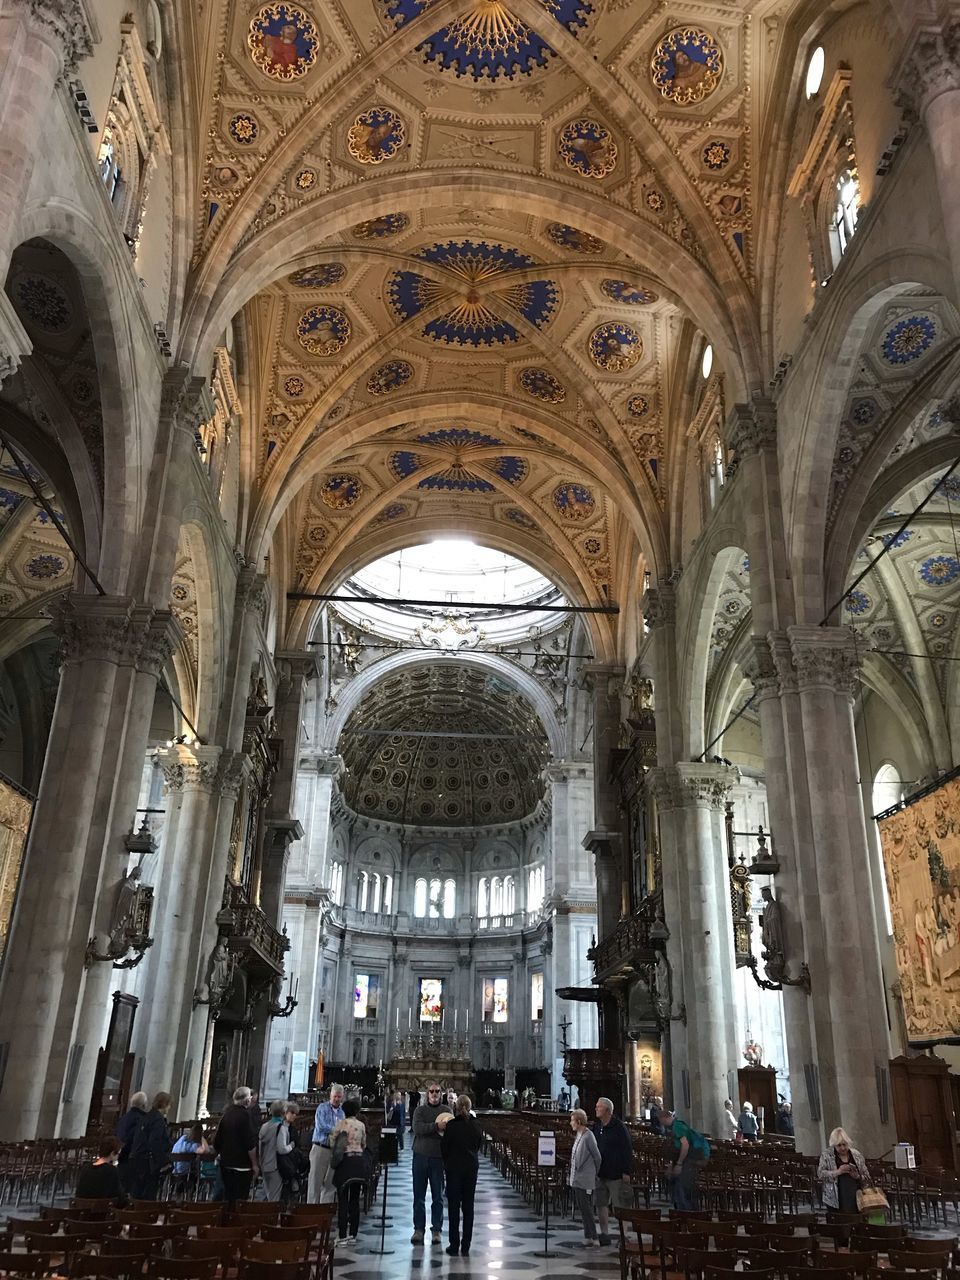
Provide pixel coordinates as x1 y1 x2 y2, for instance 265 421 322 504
651 26 724 107
247 4 320 81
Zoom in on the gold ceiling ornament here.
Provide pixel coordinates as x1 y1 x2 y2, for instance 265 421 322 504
347 107 406 165
651 26 724 107
445 1 530 58
558 119 618 179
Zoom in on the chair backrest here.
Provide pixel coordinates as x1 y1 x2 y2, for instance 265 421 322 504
103 1239 156 1258
197 1227 253 1245
749 1223 797 1237
677 1246 736 1273
147 1258 218 1280
810 1253 878 1273
260 1228 316 1245
889 1252 952 1271
242 1241 309 1264
855 1225 906 1241
779 1215 818 1228
21 1231 82 1252
70 1257 147 1279
0 1253 55 1276
905 1240 958 1255
236 1263 305 1280
286 1207 335 1225
237 1203 282 1218
719 1212 763 1223
167 1210 223 1227
869 1271 937 1280
707 1269 774 1280
172 1241 231 1264
118 1212 163 1228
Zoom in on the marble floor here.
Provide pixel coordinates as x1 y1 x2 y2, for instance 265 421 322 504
336 1148 620 1279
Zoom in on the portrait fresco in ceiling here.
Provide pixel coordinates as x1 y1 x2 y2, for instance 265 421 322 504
553 483 596 520
652 27 724 107
296 305 351 356
347 107 406 165
879 777 960 1044
248 4 320 81
559 119 617 179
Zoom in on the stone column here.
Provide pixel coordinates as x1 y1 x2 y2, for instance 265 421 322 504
0 595 180 1138
897 14 960 303
780 627 894 1154
649 763 739 1137
583 831 623 947
134 744 222 1103
0 1 96 275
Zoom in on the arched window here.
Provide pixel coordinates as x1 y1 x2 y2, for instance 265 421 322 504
382 874 393 914
356 870 368 913
503 875 515 916
490 876 502 917
872 763 903 935
370 872 381 914
428 877 443 918
413 877 427 918
528 865 544 912
478 877 489 921
443 878 456 918
830 170 859 265
330 861 343 904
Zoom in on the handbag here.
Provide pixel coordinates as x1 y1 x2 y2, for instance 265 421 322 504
856 1186 889 1213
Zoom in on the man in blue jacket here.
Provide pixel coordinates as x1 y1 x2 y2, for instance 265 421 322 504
592 1097 634 1246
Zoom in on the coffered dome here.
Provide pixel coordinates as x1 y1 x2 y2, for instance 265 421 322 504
339 662 549 825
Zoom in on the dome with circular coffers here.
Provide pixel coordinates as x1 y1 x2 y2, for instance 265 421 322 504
339 663 549 826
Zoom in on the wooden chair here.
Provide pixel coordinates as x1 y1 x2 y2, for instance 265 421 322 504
70 1256 148 1279
904 1239 958 1257
868 1271 936 1280
614 1207 662 1280
117 1211 164 1229
197 1227 253 1247
0 1253 56 1277
129 1224 190 1243
779 1215 819 1228
241 1242 309 1265
676 1245 736 1280
888 1251 952 1273
706 1269 775 1280
853 1224 906 1243
808 1253 878 1277
147 1258 218 1280
748 1223 798 1238
166 1209 223 1228
236 1263 305 1280
102 1240 156 1258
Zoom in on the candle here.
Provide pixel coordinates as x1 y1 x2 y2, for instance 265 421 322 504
396 1008 399 1031
408 1009 412 1030
454 1010 458 1033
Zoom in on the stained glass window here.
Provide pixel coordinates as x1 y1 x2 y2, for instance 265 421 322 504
419 977 442 1022
354 972 382 1019
531 972 544 1021
482 976 509 1022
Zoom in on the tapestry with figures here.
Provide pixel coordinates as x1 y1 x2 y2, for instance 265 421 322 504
879 773 960 1044
0 777 33 964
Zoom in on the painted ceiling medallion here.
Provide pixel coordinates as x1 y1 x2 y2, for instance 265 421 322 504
248 5 320 81
601 280 658 306
702 139 731 170
387 240 558 347
229 113 259 145
505 507 536 529
545 222 604 254
519 367 565 403
377 502 409 522
12 274 73 333
347 107 406 165
881 315 937 365
559 119 617 179
296 304 351 356
920 555 960 587
553 482 595 520
352 213 409 238
626 394 651 418
288 263 346 288
589 321 642 372
367 359 414 395
24 553 68 580
388 428 528 492
284 375 306 398
320 474 363 509
652 27 724 107
382 0 591 81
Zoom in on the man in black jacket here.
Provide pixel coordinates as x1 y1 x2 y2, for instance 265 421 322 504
592 1097 634 1246
410 1081 452 1245
127 1092 172 1200
215 1085 261 1206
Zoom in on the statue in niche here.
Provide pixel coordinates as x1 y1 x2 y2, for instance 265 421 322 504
246 671 272 716
352 1037 362 1066
759 886 785 983
109 865 143 955
626 671 655 725
335 630 361 676
196 939 234 1009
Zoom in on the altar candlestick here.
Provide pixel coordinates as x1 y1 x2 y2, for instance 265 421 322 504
454 1010 458 1033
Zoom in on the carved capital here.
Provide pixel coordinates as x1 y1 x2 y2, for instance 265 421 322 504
0 293 32 385
216 750 250 798
235 567 269 618
895 17 960 118
675 762 738 810
10 0 98 71
787 626 861 697
159 744 222 793
51 596 183 672
728 399 778 459
161 365 214 436
275 650 320 702
642 584 676 631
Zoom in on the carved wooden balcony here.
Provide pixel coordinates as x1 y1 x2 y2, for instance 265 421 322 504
588 911 659 983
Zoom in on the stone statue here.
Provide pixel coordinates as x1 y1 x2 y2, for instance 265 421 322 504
196 939 233 1008
759 885 785 981
109 865 142 955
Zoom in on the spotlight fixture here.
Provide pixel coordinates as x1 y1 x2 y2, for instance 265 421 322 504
69 79 99 133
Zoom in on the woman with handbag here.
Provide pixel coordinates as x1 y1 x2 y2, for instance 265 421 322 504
817 1127 883 1226
331 1097 371 1245
259 1100 298 1201
567 1107 602 1249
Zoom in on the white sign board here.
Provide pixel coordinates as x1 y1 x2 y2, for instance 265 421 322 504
538 1131 556 1167
895 1143 916 1169
290 1051 307 1094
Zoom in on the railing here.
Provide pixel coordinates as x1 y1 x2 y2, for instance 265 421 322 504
328 905 548 937
588 911 657 979
230 900 288 970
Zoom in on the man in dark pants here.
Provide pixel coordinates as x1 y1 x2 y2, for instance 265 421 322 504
659 1108 711 1210
115 1091 148 1198
593 1097 634 1246
214 1085 260 1205
410 1081 452 1245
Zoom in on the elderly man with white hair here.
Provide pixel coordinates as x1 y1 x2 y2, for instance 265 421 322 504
592 1096 634 1246
214 1085 260 1206
309 1082 345 1203
115 1090 148 1196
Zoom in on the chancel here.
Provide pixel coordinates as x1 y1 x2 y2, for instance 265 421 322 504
4 0 960 1237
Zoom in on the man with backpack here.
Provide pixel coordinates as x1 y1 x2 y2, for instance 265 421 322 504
658 1108 711 1210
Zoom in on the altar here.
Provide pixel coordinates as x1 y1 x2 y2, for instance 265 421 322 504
386 1031 474 1094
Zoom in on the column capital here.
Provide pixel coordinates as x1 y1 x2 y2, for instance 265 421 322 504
894 12 960 117
160 364 214 436
51 595 183 673
786 625 861 697
216 750 250 798
158 744 223 793
0 293 32 386
728 398 778 458
6 0 99 71
301 749 344 778
642 584 676 631
275 650 321 691
582 828 621 856
235 567 269 617
648 762 738 811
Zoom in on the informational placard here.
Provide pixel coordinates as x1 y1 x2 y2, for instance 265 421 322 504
290 1051 307 1094
504 1066 516 1091
895 1143 916 1169
538 1131 556 1166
